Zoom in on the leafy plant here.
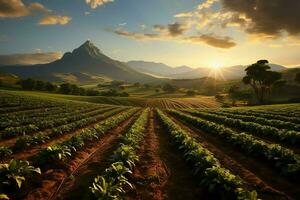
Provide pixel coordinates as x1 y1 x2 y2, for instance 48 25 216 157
0 147 12 159
0 159 41 189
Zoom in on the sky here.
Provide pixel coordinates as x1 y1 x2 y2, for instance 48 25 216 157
0 0 300 68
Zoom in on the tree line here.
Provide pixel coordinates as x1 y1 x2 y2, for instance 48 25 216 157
17 78 128 97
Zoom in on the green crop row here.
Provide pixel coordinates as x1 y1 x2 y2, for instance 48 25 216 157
34 108 139 169
0 105 104 129
187 110 300 146
0 106 118 140
206 110 300 131
157 109 257 200
223 109 300 124
90 108 149 199
169 110 300 177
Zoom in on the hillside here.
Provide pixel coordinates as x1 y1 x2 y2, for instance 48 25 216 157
127 60 193 77
0 41 160 83
169 64 287 80
128 60 288 80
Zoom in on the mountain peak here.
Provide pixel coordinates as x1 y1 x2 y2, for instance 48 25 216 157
72 40 103 58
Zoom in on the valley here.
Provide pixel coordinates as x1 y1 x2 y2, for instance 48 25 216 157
1 89 300 200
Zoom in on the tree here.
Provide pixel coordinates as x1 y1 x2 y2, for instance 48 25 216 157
18 78 36 90
295 72 300 84
186 90 196 96
59 83 72 94
45 82 57 92
35 80 46 91
215 93 225 104
243 60 282 103
228 85 239 106
162 83 176 93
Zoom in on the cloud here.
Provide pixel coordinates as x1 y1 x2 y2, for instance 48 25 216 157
113 28 235 49
0 52 62 65
118 22 127 26
185 34 236 48
220 0 300 37
85 0 114 9
39 15 71 25
153 22 189 37
0 0 48 18
114 30 160 41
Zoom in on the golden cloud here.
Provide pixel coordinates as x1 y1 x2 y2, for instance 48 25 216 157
185 34 236 48
0 0 48 18
39 15 72 25
85 0 114 9
0 52 62 65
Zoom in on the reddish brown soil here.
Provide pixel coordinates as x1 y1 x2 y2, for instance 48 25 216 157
24 112 139 200
186 111 300 154
127 110 205 200
3 109 124 162
0 107 116 148
169 112 300 200
126 110 168 200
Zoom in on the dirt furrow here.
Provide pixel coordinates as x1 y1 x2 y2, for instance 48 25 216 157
6 109 124 162
127 110 204 200
169 113 300 200
24 113 139 200
126 110 168 200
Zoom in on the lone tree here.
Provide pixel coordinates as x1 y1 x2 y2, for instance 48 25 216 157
295 72 300 84
243 60 282 103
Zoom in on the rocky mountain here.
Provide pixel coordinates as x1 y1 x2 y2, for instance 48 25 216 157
0 41 159 83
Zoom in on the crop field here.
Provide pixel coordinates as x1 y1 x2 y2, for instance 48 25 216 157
8 90 221 109
1 90 300 200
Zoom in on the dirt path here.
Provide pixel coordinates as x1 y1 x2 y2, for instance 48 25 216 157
24 112 139 200
126 110 168 200
169 113 300 200
127 109 205 200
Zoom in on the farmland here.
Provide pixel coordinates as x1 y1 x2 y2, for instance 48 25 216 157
1 90 300 200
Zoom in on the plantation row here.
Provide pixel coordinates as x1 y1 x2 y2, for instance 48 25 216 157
205 110 300 131
0 105 103 129
218 109 300 124
0 107 129 159
169 110 300 177
90 108 149 199
185 109 300 146
156 109 257 199
0 107 140 200
0 106 117 140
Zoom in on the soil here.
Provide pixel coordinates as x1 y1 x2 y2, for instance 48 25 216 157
169 112 300 200
127 109 206 200
24 112 139 200
3 108 124 162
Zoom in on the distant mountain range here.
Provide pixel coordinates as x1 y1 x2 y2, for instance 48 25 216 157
127 61 288 80
0 41 296 84
0 41 159 83
126 61 193 77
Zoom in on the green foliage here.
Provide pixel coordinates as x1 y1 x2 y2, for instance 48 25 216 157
0 147 12 159
0 159 41 189
171 110 300 176
156 109 256 199
35 145 72 166
243 60 284 103
90 162 133 200
186 90 196 96
162 83 177 93
295 72 300 84
90 109 149 199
